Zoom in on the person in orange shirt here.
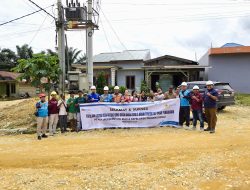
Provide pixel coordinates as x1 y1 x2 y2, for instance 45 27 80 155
113 86 122 103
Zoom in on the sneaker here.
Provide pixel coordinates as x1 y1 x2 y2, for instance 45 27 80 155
204 128 211 131
41 134 48 138
210 130 215 134
37 136 42 140
192 126 196 130
200 128 204 131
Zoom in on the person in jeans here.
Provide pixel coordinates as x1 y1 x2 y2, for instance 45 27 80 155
57 94 68 133
67 91 77 132
203 81 218 133
74 90 86 131
190 85 204 131
36 93 48 140
100 86 113 102
48 91 59 136
179 82 191 128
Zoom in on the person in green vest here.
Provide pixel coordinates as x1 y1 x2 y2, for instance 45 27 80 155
67 91 77 132
74 90 87 131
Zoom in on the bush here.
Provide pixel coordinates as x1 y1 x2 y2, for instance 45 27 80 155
235 93 250 106
96 72 107 94
140 80 150 93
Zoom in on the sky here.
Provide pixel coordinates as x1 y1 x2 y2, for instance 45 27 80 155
1 0 250 61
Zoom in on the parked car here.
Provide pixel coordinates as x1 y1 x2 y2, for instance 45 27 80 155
186 81 235 110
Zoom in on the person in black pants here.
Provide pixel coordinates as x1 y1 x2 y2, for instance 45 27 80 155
179 82 191 128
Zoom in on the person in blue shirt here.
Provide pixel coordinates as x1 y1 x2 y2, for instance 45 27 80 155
203 81 219 133
35 93 48 140
179 82 191 128
100 86 113 102
88 86 100 103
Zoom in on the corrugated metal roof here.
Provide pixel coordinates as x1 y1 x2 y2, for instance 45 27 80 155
0 71 20 81
221 43 244 48
93 49 151 62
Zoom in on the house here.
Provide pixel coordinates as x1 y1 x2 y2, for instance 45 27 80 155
0 71 37 98
72 49 151 91
199 43 250 93
71 49 207 92
144 55 207 91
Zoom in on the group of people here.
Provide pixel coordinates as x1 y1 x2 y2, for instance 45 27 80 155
35 81 218 140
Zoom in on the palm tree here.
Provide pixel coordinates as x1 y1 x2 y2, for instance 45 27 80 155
16 44 33 59
65 47 86 73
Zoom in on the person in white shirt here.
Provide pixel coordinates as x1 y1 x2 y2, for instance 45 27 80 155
57 94 68 133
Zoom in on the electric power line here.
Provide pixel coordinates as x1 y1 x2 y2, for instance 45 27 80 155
100 8 134 58
99 17 112 52
28 15 49 46
0 4 54 27
27 0 56 20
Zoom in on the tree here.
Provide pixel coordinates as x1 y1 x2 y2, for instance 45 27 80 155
65 47 86 73
12 53 61 99
16 44 33 59
96 72 107 94
0 48 17 71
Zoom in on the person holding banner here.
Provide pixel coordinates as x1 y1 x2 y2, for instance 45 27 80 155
113 86 122 103
121 90 132 103
88 86 100 103
139 91 148 102
100 86 113 102
74 90 87 131
179 82 191 128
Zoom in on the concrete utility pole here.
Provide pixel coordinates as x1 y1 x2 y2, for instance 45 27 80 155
57 0 66 94
86 0 94 88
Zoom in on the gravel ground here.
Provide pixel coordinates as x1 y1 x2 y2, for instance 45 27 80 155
0 104 249 189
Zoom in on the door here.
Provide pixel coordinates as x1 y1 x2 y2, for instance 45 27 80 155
151 75 160 92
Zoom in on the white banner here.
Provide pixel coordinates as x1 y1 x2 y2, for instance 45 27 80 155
80 99 180 130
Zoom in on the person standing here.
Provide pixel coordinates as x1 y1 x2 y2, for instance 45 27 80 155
113 86 122 103
155 88 165 101
88 86 100 103
67 92 77 132
179 82 191 128
139 91 147 102
121 89 132 103
48 91 59 136
57 94 68 133
165 86 177 99
131 91 140 102
190 85 204 131
74 90 87 131
35 93 48 140
203 81 218 133
100 86 113 102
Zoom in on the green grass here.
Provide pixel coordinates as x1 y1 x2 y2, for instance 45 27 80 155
235 93 250 106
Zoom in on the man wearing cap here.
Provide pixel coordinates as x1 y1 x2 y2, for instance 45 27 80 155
165 86 177 99
179 82 191 128
36 93 48 140
74 90 87 131
113 86 122 103
88 86 100 103
100 86 113 102
67 91 77 132
190 85 204 131
203 81 218 133
48 91 59 136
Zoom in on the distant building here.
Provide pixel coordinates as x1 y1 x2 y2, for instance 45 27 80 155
0 71 37 98
71 50 207 92
199 43 250 93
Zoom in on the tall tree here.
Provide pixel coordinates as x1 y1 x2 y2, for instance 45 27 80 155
12 53 61 99
0 48 17 71
16 44 33 59
65 47 86 73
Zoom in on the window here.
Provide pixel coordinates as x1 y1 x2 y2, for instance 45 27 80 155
11 84 16 94
126 76 135 89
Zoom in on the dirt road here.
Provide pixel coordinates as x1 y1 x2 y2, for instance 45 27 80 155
0 105 249 190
